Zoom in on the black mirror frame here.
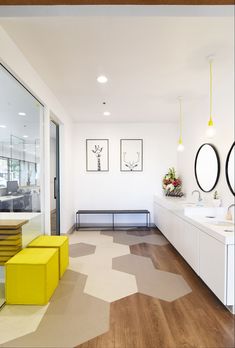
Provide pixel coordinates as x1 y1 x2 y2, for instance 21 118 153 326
194 143 220 193
225 142 235 196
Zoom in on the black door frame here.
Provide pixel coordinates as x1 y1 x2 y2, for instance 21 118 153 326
51 120 60 235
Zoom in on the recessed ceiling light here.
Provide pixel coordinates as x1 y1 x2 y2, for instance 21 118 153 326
18 112 26 116
0 125 6 128
23 135 28 138
97 75 108 84
103 111 111 116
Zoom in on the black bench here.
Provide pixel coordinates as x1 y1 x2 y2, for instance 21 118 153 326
75 209 150 231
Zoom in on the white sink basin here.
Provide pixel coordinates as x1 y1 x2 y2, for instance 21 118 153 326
184 206 218 217
181 202 197 207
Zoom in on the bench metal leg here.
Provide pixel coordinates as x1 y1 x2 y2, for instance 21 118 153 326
76 213 80 231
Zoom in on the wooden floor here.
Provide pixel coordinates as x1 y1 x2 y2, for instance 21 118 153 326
77 229 235 348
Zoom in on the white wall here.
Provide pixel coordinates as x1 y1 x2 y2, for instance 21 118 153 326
73 122 177 224
0 26 74 233
177 60 234 207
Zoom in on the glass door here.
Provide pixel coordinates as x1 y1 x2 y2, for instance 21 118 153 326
50 120 60 235
0 63 44 307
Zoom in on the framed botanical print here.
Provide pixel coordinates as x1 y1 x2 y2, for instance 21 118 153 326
86 139 109 172
120 139 143 172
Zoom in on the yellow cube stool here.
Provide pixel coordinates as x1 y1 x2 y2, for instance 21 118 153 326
5 248 59 305
27 236 69 278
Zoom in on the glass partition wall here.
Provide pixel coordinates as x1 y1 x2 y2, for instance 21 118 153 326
0 64 44 306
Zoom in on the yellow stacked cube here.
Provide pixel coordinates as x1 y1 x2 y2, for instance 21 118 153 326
27 236 69 278
5 248 59 305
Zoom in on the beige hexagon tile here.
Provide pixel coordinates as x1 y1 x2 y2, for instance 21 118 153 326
94 242 130 258
84 269 137 302
69 253 113 275
0 304 49 345
69 231 114 247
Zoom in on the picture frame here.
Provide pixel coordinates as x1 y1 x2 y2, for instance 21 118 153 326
120 139 143 172
86 139 109 172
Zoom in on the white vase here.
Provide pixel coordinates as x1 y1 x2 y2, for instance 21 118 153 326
212 198 221 207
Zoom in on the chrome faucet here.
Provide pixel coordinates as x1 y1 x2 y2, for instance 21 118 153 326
226 204 235 221
192 190 203 206
227 204 235 212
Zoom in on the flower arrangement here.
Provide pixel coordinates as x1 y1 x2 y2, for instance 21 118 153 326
162 167 184 197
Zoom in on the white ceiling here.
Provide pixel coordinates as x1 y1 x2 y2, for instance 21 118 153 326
0 6 234 123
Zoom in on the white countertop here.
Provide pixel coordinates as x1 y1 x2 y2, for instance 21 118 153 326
154 195 234 245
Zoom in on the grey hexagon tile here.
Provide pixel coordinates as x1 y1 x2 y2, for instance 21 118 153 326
137 269 191 302
1 271 110 348
101 230 168 246
113 254 191 302
69 242 96 258
112 254 155 276
142 234 168 245
100 231 116 238
126 230 155 237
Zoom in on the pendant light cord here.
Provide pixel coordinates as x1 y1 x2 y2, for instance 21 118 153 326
179 97 182 142
210 60 213 122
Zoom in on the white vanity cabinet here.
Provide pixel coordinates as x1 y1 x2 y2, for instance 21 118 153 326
181 220 199 273
199 231 226 303
154 203 199 273
154 203 172 241
227 245 234 306
154 200 234 310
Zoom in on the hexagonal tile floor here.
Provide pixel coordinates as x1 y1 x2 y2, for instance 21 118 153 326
0 230 191 348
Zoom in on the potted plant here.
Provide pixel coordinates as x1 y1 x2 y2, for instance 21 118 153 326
162 167 184 197
212 190 221 207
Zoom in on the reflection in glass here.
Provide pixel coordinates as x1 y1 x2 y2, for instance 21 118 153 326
0 158 8 187
0 64 43 213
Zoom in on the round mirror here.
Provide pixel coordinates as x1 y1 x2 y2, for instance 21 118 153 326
194 143 220 192
225 142 235 195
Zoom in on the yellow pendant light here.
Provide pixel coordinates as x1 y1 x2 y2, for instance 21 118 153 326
206 58 216 138
177 96 184 152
